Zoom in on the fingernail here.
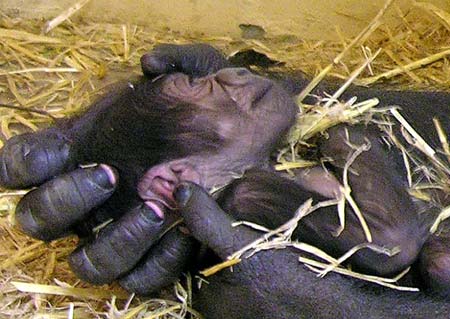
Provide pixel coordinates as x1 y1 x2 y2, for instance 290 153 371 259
174 182 192 207
144 201 164 221
99 164 118 186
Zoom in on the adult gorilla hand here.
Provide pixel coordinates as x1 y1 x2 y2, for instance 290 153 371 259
0 43 231 294
0 94 196 294
174 182 351 318
175 183 450 319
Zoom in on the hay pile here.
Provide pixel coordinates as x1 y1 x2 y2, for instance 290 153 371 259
1 1 450 318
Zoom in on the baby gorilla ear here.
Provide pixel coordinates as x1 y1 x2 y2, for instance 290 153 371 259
137 161 201 211
140 43 231 78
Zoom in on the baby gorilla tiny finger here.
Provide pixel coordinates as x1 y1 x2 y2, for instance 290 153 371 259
68 203 172 285
0 130 76 189
15 165 117 241
118 228 196 295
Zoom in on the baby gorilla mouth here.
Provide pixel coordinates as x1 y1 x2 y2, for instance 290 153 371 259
137 162 201 218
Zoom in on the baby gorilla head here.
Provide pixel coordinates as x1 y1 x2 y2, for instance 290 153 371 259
113 68 298 216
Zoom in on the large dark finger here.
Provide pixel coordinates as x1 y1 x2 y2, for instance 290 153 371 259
140 43 230 78
0 130 77 189
118 228 196 295
15 164 117 241
68 203 176 285
174 182 259 259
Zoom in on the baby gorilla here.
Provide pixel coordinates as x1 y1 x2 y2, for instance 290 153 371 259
0 54 296 292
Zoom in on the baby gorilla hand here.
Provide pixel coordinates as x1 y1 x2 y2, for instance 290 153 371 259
141 43 231 78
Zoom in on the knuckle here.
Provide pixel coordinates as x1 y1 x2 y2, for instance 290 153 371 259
118 230 193 295
0 131 73 188
68 247 107 284
15 191 64 241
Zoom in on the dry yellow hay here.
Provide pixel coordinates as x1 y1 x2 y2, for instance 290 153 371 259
1 1 450 318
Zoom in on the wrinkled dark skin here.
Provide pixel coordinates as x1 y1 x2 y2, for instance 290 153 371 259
1 43 450 317
176 182 450 319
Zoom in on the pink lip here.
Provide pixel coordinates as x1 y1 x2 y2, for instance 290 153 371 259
137 161 201 211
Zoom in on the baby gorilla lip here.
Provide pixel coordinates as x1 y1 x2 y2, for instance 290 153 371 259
138 161 201 211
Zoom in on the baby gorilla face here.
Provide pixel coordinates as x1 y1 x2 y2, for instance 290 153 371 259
158 68 297 149
138 68 297 216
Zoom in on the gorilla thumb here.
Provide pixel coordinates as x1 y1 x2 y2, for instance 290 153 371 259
174 182 260 259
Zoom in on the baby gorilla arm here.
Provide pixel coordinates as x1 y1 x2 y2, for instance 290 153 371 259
221 123 429 277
